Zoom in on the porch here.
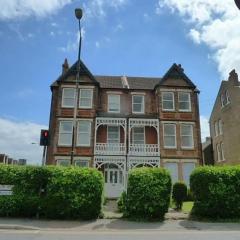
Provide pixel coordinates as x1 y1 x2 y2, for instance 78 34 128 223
94 117 127 155
128 118 160 156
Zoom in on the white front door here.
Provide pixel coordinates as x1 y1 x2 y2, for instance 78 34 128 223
104 167 124 198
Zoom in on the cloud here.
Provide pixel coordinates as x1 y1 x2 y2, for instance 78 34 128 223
95 41 100 48
157 0 240 78
83 0 127 19
0 117 47 165
59 28 85 53
0 0 72 21
200 115 210 142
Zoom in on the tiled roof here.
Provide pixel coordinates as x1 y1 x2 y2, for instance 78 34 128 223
95 76 161 90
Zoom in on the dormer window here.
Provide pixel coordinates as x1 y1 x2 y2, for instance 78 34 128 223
132 95 144 114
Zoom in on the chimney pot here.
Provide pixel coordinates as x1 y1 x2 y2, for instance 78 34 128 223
62 58 69 74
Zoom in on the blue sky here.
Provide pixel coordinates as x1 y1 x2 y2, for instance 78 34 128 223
0 0 240 164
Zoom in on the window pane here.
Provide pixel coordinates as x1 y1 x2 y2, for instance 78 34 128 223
179 92 189 101
182 163 195 186
64 88 75 98
59 121 73 145
60 121 73 132
57 160 70 166
163 92 173 101
108 95 120 112
79 89 92 108
59 133 72 145
181 124 193 148
108 126 119 143
77 121 91 146
179 102 190 110
164 124 175 135
81 89 91 98
179 93 191 111
163 101 174 110
164 136 176 147
64 98 75 107
181 125 191 135
165 163 178 183
133 95 144 113
133 127 144 144
75 160 89 167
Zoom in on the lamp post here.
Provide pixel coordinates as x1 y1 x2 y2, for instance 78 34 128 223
235 0 240 10
71 8 83 164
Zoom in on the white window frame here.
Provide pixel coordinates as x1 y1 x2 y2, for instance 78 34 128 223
180 124 194 149
178 92 191 112
162 92 175 111
214 121 219 137
77 120 91 146
58 121 73 146
132 95 145 114
221 142 225 161
132 127 145 145
107 126 120 143
217 143 222 162
163 123 177 149
62 88 76 108
226 90 230 104
108 94 120 113
218 119 223 135
79 89 93 109
74 157 90 167
56 159 71 166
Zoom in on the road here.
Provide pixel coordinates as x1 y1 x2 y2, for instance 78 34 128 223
0 229 240 240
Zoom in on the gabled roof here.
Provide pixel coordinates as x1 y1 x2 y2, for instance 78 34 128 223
95 76 161 90
156 63 196 89
55 60 99 86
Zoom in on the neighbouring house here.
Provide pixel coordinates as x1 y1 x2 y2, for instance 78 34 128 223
202 137 214 165
209 70 240 165
46 59 202 198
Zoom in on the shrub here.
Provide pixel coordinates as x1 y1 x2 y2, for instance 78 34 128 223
0 165 104 220
186 188 194 201
117 191 127 213
190 166 240 219
124 167 172 220
172 182 187 210
43 167 104 220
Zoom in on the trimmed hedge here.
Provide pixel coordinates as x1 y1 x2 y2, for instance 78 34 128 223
190 166 240 219
124 167 172 220
0 165 104 220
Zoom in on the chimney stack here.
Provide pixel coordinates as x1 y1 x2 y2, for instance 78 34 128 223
228 69 239 86
62 58 69 75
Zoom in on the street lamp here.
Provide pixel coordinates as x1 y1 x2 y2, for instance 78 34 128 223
71 8 83 164
235 0 240 10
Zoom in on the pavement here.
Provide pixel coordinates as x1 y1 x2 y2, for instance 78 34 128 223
0 218 240 232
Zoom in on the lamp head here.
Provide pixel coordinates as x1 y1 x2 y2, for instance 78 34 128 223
75 8 83 20
235 0 240 10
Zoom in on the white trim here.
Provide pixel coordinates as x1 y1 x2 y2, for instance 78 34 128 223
106 91 123 95
161 121 195 125
61 88 76 108
178 92 192 112
58 118 93 121
108 94 120 113
132 95 145 114
130 92 146 95
61 85 95 89
163 123 177 149
79 89 93 109
76 120 92 147
159 89 192 93
162 92 175 111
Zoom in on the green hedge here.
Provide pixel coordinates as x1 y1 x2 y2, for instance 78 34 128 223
124 167 172 220
190 166 240 219
0 165 103 220
172 181 187 210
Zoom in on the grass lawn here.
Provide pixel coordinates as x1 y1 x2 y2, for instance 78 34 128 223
182 201 193 213
171 201 194 214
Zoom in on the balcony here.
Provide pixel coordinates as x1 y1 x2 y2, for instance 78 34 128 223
95 143 126 155
129 144 160 156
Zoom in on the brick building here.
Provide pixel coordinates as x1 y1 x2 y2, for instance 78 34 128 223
46 59 202 198
210 70 240 165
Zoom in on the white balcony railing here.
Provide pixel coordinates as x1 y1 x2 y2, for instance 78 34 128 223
129 144 160 156
95 143 126 155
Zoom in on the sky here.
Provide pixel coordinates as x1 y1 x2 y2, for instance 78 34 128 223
0 0 240 165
